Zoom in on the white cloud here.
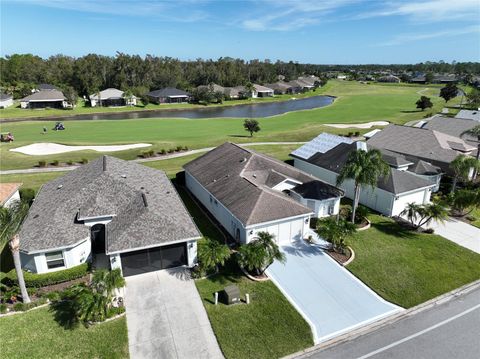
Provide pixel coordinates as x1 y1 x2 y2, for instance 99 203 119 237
359 0 480 22
376 25 480 46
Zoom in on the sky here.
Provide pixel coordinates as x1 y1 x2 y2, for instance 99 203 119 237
1 0 479 64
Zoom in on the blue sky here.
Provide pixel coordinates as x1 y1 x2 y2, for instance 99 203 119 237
1 0 479 64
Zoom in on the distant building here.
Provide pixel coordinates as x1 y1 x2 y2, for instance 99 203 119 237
264 82 292 95
455 110 480 122
251 84 274 98
89 88 137 107
36 83 59 91
147 88 190 104
377 75 400 83
0 92 14 109
20 90 67 109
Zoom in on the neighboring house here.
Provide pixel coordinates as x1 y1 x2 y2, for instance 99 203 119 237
18 156 201 276
337 75 347 80
264 82 292 95
184 143 343 245
252 84 274 98
366 124 476 174
422 115 479 150
0 92 14 108
147 87 190 104
433 74 457 84
409 76 426 84
286 79 312 93
89 88 137 107
224 86 243 99
291 134 437 217
455 109 480 122
20 90 67 109
377 75 401 83
197 83 225 94
0 183 22 208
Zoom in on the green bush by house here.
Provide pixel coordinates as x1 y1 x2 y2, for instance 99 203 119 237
3 263 88 288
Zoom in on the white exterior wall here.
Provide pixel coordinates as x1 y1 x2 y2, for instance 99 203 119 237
110 254 121 273
3 190 20 208
294 158 432 217
0 98 13 108
186 170 311 245
64 239 91 268
293 193 341 218
20 101 28 109
187 240 197 267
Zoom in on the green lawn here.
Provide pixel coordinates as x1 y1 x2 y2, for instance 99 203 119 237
468 208 480 228
0 307 128 359
347 215 480 308
0 81 461 170
196 270 313 359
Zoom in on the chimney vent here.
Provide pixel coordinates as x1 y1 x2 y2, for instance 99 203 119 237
142 193 148 207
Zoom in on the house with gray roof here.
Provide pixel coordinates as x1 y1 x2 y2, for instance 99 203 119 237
252 84 274 98
147 87 190 104
19 156 201 277
264 82 293 95
0 92 13 109
421 115 478 149
20 90 67 109
89 88 137 107
455 109 480 122
184 143 343 245
292 134 438 216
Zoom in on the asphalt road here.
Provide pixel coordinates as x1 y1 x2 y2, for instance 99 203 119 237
298 285 480 359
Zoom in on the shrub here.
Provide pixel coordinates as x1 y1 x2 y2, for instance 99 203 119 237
347 132 353 137
80 158 88 164
13 302 26 311
355 131 360 137
183 146 189 151
423 228 435 234
167 148 174 153
38 160 47 167
66 160 73 165
0 303 7 314
43 291 61 302
106 306 125 319
5 263 88 288
141 151 150 158
52 160 59 166
159 149 166 155
148 149 155 157
19 188 35 204
175 146 183 152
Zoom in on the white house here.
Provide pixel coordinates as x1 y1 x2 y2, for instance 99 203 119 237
89 88 137 107
0 92 14 109
0 183 22 208
18 156 200 276
184 143 344 245
291 134 437 217
20 90 67 109
252 84 274 98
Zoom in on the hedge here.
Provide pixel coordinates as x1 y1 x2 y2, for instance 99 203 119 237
3 263 89 288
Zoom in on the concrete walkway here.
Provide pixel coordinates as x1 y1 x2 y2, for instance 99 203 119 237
0 141 305 175
266 241 402 344
428 218 480 254
125 268 223 359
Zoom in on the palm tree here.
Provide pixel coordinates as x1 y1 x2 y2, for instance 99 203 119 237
401 202 449 230
337 148 390 223
0 200 31 303
400 202 422 228
450 155 480 192
91 269 125 302
449 188 480 216
244 82 255 98
462 125 480 179
197 238 231 273
316 218 356 253
237 231 285 276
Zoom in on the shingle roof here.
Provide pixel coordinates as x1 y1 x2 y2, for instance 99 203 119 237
21 90 65 102
0 92 13 101
305 143 435 194
253 84 274 93
366 124 475 165
147 88 190 98
408 160 442 175
423 116 478 140
292 181 343 201
19 156 200 254
264 82 292 92
291 133 354 160
197 84 225 93
0 183 22 206
38 83 58 91
89 88 124 101
455 110 480 122
184 143 343 226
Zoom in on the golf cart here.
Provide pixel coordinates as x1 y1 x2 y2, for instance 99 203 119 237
53 122 65 131
0 132 14 142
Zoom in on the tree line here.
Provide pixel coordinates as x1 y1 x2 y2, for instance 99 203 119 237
1 53 479 99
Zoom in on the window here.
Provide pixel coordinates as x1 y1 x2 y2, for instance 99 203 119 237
46 251 65 269
328 202 335 215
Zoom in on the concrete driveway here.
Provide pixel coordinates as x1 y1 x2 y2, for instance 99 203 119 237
428 218 480 254
125 268 223 359
266 242 402 344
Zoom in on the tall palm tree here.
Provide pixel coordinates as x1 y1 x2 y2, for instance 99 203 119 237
197 238 231 273
462 125 480 179
337 147 390 223
450 154 480 192
0 200 31 303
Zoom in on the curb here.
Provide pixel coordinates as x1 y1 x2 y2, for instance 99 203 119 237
283 279 480 358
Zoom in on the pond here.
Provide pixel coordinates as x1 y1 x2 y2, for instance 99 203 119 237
11 95 335 122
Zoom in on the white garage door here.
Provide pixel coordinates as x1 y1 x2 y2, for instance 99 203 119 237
290 219 303 242
278 222 291 244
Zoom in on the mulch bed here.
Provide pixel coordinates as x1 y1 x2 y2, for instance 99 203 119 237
36 275 90 295
326 248 351 265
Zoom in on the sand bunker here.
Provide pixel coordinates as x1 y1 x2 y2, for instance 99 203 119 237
10 143 151 156
324 121 389 129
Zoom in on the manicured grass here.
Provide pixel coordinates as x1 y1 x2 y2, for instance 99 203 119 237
347 215 480 308
0 81 462 170
468 208 480 228
196 269 313 359
0 307 128 359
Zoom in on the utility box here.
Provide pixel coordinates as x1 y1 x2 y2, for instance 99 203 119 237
224 285 241 305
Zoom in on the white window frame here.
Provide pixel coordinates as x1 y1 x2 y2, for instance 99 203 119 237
45 251 65 270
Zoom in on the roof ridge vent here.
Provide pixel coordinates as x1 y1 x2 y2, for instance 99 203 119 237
142 193 148 207
103 156 107 171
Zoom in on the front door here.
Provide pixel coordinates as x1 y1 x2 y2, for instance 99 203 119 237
91 224 106 254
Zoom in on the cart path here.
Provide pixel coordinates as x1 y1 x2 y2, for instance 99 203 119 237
0 141 306 175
